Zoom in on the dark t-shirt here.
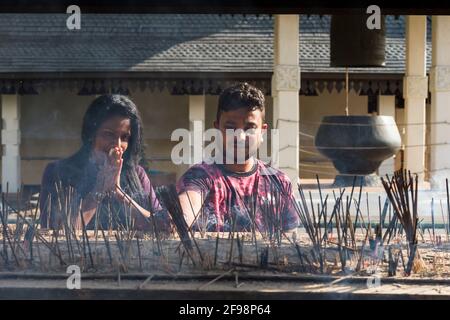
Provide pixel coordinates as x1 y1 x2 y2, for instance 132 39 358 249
176 159 299 232
39 160 168 230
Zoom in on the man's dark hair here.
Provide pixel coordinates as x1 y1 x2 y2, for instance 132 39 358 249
216 82 265 122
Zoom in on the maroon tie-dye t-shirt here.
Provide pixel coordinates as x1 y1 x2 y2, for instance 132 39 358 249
177 159 299 232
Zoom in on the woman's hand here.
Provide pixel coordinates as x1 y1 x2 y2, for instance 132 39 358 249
94 146 124 193
111 146 124 189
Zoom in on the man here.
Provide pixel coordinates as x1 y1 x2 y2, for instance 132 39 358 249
177 82 299 234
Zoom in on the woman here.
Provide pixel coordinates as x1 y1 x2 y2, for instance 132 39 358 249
39 94 170 232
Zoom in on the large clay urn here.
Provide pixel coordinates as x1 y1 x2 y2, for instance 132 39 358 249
314 115 401 186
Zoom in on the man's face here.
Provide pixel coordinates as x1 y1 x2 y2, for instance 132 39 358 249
214 108 267 164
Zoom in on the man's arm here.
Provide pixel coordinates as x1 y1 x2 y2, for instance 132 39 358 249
176 165 212 229
178 190 203 228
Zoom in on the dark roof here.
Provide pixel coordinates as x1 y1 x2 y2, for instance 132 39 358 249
0 14 432 74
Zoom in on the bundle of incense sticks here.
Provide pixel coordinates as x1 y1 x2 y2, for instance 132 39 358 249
381 170 419 276
155 185 202 266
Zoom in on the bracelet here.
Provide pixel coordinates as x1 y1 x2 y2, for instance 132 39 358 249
92 191 107 202
92 190 117 202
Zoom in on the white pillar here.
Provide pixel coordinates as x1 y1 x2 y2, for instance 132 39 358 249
378 95 396 176
189 95 205 165
1 95 21 193
272 15 300 184
429 16 450 189
395 108 406 171
403 16 428 182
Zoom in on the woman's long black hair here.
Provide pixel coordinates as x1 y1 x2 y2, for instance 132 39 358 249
60 94 146 198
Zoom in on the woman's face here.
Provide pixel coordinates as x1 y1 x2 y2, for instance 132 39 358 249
92 115 131 161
